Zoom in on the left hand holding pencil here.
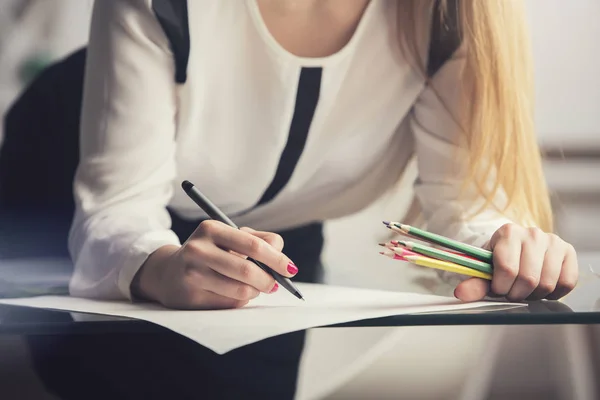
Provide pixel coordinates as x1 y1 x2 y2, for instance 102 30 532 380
454 223 579 303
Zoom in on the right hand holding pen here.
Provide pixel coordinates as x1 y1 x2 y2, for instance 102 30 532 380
132 220 298 309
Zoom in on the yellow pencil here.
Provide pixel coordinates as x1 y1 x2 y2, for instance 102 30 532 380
403 255 493 280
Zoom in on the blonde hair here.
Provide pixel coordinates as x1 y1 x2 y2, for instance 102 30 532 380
398 0 553 232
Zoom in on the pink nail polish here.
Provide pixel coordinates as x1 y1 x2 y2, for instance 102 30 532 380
287 262 298 275
269 283 279 293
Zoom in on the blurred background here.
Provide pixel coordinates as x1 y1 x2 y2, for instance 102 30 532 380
0 0 598 399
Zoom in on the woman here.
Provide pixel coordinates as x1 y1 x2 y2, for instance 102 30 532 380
61 0 578 398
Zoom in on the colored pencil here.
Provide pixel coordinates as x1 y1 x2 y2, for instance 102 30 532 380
385 232 482 262
385 222 493 263
403 255 493 280
378 245 418 258
379 249 414 260
390 240 479 260
379 250 493 280
383 223 405 236
395 240 494 275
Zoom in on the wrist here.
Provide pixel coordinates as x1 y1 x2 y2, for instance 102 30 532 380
131 244 179 302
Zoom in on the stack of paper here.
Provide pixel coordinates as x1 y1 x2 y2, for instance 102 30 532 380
0 283 522 354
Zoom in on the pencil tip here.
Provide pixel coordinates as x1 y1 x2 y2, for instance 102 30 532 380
293 289 304 300
181 180 193 192
382 220 390 225
378 243 386 247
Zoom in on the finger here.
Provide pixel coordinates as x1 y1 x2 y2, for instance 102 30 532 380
160 276 248 310
490 226 523 296
454 278 490 302
185 290 250 310
506 228 547 301
527 235 563 301
166 295 247 310
488 223 513 248
240 227 284 252
547 244 579 300
200 221 297 278
189 268 262 302
188 243 277 293
199 292 250 310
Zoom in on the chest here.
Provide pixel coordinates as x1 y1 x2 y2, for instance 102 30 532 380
254 0 371 58
171 1 425 211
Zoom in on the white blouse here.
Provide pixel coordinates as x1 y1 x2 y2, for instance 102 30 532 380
68 0 513 300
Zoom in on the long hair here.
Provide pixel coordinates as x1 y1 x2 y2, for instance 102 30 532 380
398 0 553 232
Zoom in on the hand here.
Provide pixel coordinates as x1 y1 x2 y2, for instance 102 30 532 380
131 221 298 309
454 224 579 302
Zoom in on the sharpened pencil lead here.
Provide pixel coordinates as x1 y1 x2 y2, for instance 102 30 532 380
382 220 390 226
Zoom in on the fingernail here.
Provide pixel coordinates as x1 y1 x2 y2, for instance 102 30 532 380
269 283 279 293
287 262 298 275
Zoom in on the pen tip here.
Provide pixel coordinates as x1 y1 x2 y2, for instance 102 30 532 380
181 180 193 192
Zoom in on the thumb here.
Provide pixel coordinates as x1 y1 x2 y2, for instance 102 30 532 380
454 278 490 302
240 227 284 252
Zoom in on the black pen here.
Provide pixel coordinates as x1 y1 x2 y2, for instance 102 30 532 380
181 180 304 300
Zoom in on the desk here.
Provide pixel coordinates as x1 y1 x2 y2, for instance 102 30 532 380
1 215 599 399
1 210 599 331
1 259 599 334
0 261 599 400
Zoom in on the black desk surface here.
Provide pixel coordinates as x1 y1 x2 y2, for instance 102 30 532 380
1 212 599 336
0 257 599 337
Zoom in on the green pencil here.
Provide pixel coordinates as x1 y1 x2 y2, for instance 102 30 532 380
394 240 494 275
385 222 493 263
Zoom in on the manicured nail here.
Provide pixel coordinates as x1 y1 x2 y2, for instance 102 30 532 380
287 262 298 275
269 283 279 293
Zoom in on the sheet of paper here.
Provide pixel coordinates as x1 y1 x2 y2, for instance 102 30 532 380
0 283 523 354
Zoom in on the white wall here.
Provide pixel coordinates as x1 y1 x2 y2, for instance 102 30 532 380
0 0 93 144
526 0 600 147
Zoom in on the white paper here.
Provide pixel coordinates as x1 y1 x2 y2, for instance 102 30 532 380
0 283 523 354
